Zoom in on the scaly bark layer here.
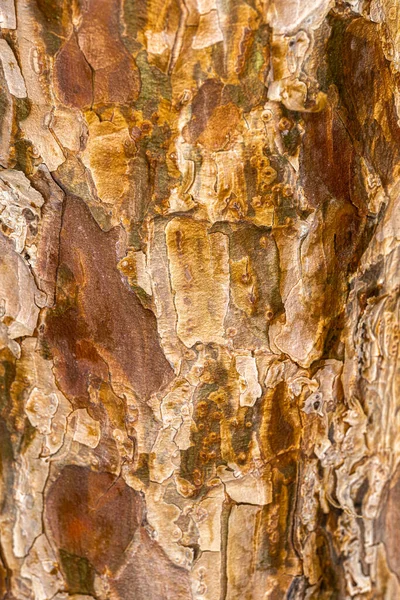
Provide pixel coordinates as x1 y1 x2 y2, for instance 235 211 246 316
0 0 399 598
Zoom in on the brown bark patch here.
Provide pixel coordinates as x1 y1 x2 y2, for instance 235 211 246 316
43 195 173 404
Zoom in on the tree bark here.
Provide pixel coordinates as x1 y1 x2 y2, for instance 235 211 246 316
0 0 399 598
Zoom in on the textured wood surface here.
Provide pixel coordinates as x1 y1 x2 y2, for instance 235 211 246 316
0 0 399 598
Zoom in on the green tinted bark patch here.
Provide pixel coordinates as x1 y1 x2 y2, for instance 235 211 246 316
135 51 172 116
59 549 95 595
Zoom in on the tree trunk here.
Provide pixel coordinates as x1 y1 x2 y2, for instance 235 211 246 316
0 0 399 598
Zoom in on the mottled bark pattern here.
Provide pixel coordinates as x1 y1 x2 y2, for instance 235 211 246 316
0 0 399 598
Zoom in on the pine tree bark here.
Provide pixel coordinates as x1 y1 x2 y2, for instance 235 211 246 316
0 0 399 598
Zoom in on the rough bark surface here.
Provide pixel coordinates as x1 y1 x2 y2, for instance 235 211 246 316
0 0 399 598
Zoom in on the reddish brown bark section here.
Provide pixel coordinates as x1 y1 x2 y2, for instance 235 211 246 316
44 195 173 404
